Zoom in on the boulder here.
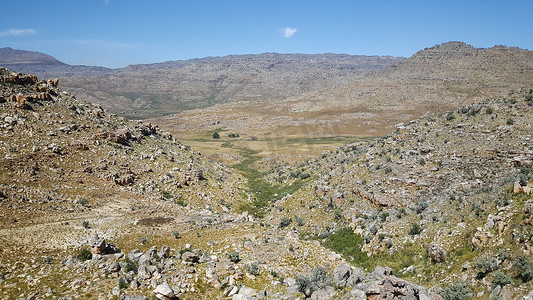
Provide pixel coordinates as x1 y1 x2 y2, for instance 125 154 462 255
182 252 199 263
153 282 175 300
128 249 143 261
333 262 352 288
427 243 445 263
88 235 106 255
310 286 336 300
119 296 148 300
158 246 170 258
115 174 134 186
47 78 59 88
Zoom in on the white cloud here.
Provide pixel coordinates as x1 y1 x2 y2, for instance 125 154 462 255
283 27 298 38
0 28 37 37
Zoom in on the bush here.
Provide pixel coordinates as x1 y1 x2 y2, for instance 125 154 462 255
244 262 260 276
408 223 422 235
279 217 292 229
76 248 92 261
414 201 428 214
491 271 511 287
438 281 472 300
118 277 128 289
82 221 89 229
42 256 53 264
140 237 147 244
298 172 310 180
506 118 514 125
446 113 455 121
296 266 331 298
294 216 304 226
369 225 378 235
173 231 180 239
124 258 138 274
515 255 533 282
77 198 88 205
228 251 240 263
475 257 499 278
324 228 366 263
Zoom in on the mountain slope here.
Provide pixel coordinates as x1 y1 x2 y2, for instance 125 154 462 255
266 89 533 298
0 49 405 118
0 47 66 65
155 42 533 143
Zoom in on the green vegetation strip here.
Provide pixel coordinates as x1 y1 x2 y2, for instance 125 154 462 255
323 228 426 273
233 147 307 218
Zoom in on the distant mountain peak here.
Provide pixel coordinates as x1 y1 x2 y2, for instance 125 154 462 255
0 47 66 65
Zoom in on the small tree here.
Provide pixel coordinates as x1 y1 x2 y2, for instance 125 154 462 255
212 132 220 139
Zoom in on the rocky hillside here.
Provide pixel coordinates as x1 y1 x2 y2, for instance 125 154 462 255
0 49 404 119
0 68 447 300
154 42 533 143
265 89 533 299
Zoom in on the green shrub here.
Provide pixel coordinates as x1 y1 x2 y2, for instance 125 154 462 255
324 228 366 263
175 199 187 206
515 255 533 282
506 118 514 125
42 256 53 264
486 107 493 114
244 262 260 276
294 216 304 226
77 198 88 205
296 266 331 298
491 271 511 287
299 172 310 180
446 113 455 121
179 248 192 255
124 258 138 274
408 223 422 235
228 251 240 263
369 225 378 235
76 248 92 261
279 217 292 229
82 221 89 229
212 132 220 139
118 277 128 289
475 257 499 278
173 231 180 239
140 237 147 244
438 281 472 300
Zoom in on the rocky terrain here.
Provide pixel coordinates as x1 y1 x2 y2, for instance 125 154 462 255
152 42 533 146
1 41 533 300
0 48 404 119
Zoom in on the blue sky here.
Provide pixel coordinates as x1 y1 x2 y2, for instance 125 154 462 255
1 0 532 68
